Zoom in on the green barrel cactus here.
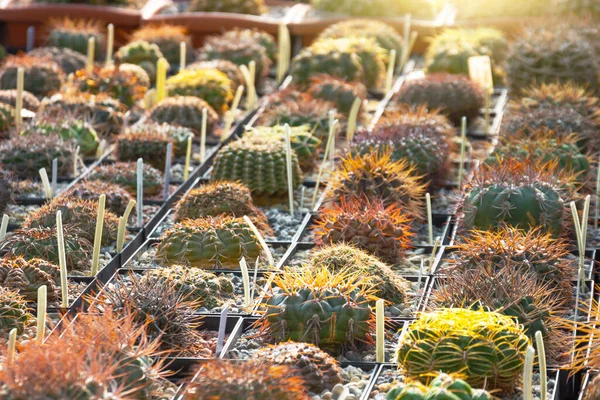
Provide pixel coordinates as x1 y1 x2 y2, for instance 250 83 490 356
0 257 60 302
166 69 233 115
88 162 163 196
116 40 164 83
306 75 367 115
386 373 493 400
188 60 244 90
116 127 173 170
29 46 86 75
22 119 99 158
0 54 64 98
46 18 105 60
66 180 133 216
148 96 219 134
0 287 33 336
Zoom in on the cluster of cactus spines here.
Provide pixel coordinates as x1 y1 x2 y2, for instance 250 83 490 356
0 103 14 133
155 216 263 269
145 265 235 309
131 24 192 66
292 37 387 89
584 375 600 400
507 27 600 94
0 170 12 217
148 96 219 134
396 73 485 125
314 197 413 265
306 75 367 115
210 134 303 197
0 89 40 111
174 181 272 234
129 122 194 157
457 160 572 237
309 243 409 306
330 149 426 219
1 227 93 273
187 59 244 90
29 46 87 75
199 29 274 84
165 69 233 115
72 65 147 109
89 161 164 196
183 360 308 400
46 18 105 59
386 373 493 400
0 286 33 336
0 134 78 179
448 227 574 302
40 92 125 137
0 257 60 302
187 0 266 14
258 267 376 350
425 28 508 85
397 308 530 391
116 127 173 169
249 125 322 172
67 180 133 216
0 54 64 98
116 40 164 83
24 197 119 246
22 118 99 157
252 342 343 394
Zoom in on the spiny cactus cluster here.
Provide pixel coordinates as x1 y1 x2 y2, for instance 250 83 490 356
0 286 33 337
166 69 233 115
386 373 493 400
187 59 244 90
29 46 86 75
0 54 64 98
66 180 133 216
89 161 164 196
22 118 99 157
131 24 192 66
0 89 40 112
46 18 105 59
148 95 219 135
116 40 164 83
116 127 173 170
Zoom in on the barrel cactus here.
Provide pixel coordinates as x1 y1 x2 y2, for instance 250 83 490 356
29 46 87 75
46 18 105 59
155 216 263 269
397 308 530 391
187 0 266 14
0 54 63 98
0 89 40 111
386 373 493 400
116 127 173 170
187 60 244 90
0 287 33 336
0 257 60 302
148 96 218 134
22 118 99 157
116 40 164 83
73 65 147 109
88 162 163 196
66 180 133 216
306 75 367 116
131 24 192 66
166 69 233 115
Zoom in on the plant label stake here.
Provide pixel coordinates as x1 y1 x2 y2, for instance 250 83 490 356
299 186 305 211
402 31 418 72
457 117 467 190
26 26 35 52
116 200 136 253
215 305 229 357
86 37 95 73
106 24 114 65
91 194 106 276
595 154 600 231
426 193 433 244
7 328 16 363
201 107 208 161
136 159 144 229
15 67 23 129
56 211 69 308
156 58 168 102
468 55 493 134
51 158 58 197
240 257 251 307
183 135 193 181
163 143 173 201
400 13 411 69
35 285 47 344
0 214 9 241
240 64 257 110
39 168 52 199
418 258 424 289
429 236 441 274
277 22 291 83
243 215 274 268
180 41 186 70
284 124 294 216
144 89 156 110
570 197 590 290
346 97 362 143
376 299 385 362
523 346 535 400
249 258 260 302
311 118 338 209
484 85 491 134
385 49 397 94
223 85 244 140
535 331 547 400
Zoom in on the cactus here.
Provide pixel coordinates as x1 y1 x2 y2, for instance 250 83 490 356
174 180 271 235
457 160 571 237
0 257 60 302
22 118 99 157
29 46 87 75
210 134 303 197
155 216 263 269
309 243 409 306
0 89 40 111
507 27 600 94
1 227 93 274
131 24 192 66
330 149 426 219
166 69 233 115
252 342 343 393
129 122 194 158
40 92 125 137
0 287 33 336
218 28 277 63
148 96 219 134
66 180 133 216
46 18 105 59
118 63 151 89
0 103 14 133
116 40 164 83
258 267 376 350
187 0 266 14
314 197 413 265
306 75 367 115
0 54 63 98
312 0 439 18
397 308 530 391
183 360 308 400
0 134 78 179
0 170 12 217
249 125 322 172
24 197 119 246
584 375 600 400
116 127 173 170
396 73 485 125
72 65 147 109
188 59 244 90
144 265 235 309
89 161 163 196
386 373 493 400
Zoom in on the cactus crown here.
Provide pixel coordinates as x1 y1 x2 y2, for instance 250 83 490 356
116 127 173 170
67 180 133 216
0 256 60 302
515 82 600 120
166 69 233 114
0 286 34 336
317 19 403 56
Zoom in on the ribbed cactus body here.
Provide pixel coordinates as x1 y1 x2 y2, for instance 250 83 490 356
0 257 59 302
386 373 493 400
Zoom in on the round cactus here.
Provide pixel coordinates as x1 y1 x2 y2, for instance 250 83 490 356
187 59 244 90
66 180 133 216
116 127 173 170
22 118 99 157
118 63 151 88
386 373 493 400
0 257 60 302
46 18 105 59
88 162 163 196
155 216 263 269
29 46 86 75
0 54 63 98
187 0 266 14
0 287 33 336
129 122 194 158
397 308 530 391
166 69 233 115
0 89 40 112
131 24 192 66
116 40 164 83
306 75 367 115
210 134 303 198
148 96 219 134
72 65 147 109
